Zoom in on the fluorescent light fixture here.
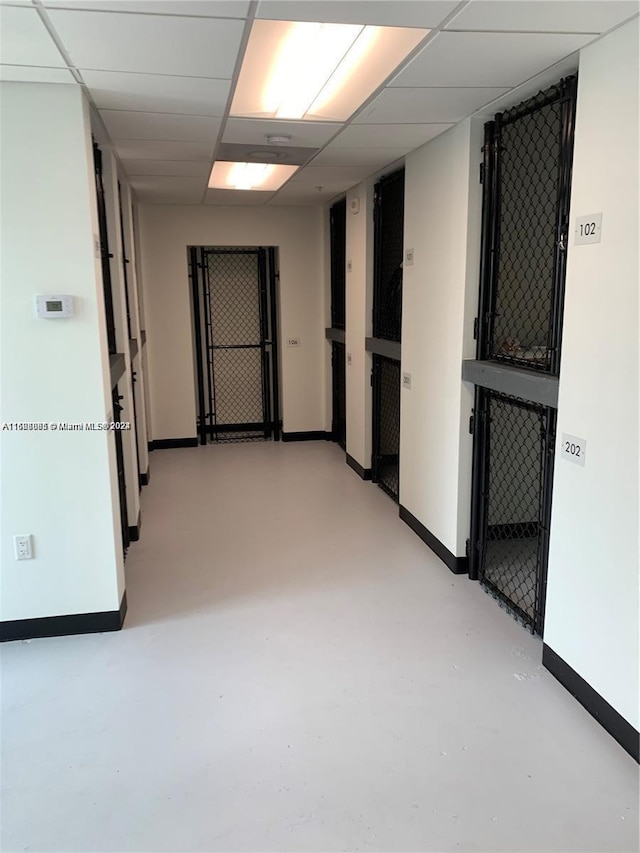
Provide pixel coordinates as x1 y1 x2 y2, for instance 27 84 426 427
231 20 429 122
208 161 299 191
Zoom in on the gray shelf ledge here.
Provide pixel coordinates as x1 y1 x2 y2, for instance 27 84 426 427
365 337 401 362
110 353 126 390
325 327 345 344
462 359 559 408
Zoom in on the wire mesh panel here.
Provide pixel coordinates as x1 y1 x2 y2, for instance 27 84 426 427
203 249 269 442
477 390 556 634
372 355 400 501
373 169 405 342
330 198 346 331
478 78 577 375
331 341 346 449
92 142 117 355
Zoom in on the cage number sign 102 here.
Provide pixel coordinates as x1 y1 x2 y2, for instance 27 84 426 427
560 433 586 467
574 213 602 245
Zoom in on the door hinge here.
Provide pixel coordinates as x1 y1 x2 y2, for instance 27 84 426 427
465 538 471 558
370 372 374 387
469 414 475 435
479 162 484 184
473 317 479 340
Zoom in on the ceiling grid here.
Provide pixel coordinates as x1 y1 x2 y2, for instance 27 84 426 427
0 0 637 205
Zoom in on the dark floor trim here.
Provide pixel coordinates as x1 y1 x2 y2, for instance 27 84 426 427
399 505 468 575
148 438 198 450
542 644 639 762
140 469 150 487
128 511 141 543
0 593 128 643
281 431 332 442
346 453 372 480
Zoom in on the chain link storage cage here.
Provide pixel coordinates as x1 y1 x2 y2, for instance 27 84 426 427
112 387 130 556
330 198 347 331
472 389 556 635
477 77 577 375
372 355 401 501
373 168 405 343
93 141 117 355
331 341 347 449
203 249 272 443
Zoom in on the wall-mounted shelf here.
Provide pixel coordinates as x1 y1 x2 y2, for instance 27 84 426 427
365 337 401 362
462 359 559 408
110 353 126 390
325 327 345 344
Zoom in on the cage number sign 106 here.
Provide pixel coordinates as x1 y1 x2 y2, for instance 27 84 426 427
574 213 602 245
560 433 586 467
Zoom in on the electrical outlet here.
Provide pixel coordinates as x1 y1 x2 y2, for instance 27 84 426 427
287 337 301 347
14 534 34 560
402 372 412 389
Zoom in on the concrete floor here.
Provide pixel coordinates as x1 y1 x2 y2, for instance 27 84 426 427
2 441 638 852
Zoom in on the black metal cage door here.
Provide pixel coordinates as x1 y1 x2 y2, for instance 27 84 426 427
191 247 279 443
331 341 346 449
372 355 401 501
472 389 556 634
477 77 577 374
373 169 405 343
330 198 346 331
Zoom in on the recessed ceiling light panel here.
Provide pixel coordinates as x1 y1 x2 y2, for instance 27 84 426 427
231 19 429 123
208 160 299 191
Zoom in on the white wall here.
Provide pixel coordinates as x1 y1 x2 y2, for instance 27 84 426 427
0 83 124 621
400 118 483 556
544 19 639 729
345 182 374 470
138 205 326 439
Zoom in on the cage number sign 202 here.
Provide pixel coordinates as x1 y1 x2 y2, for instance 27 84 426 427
560 433 586 467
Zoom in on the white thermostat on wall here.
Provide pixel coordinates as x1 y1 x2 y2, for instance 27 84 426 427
35 295 74 319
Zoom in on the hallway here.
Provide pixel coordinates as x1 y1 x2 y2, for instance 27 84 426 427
2 442 638 853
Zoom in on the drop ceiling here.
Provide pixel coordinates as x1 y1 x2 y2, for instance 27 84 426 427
1 0 637 206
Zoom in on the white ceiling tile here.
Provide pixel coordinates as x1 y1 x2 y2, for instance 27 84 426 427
100 110 221 142
122 159 212 176
390 31 594 88
205 189 272 205
81 69 230 115
446 1 639 34
476 54 580 119
135 190 203 204
42 1 250 17
331 123 452 148
130 175 206 191
114 139 213 160
290 165 372 187
256 1 459 27
46 9 244 77
0 6 67 67
223 118 339 147
310 147 410 167
0 63 76 83
355 86 510 125
268 184 339 205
